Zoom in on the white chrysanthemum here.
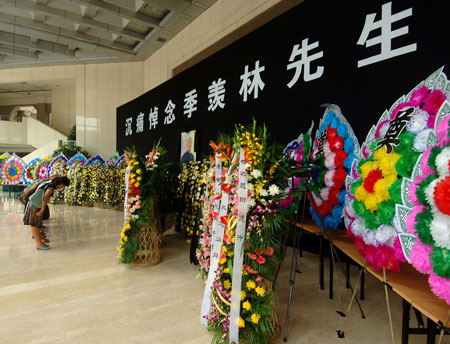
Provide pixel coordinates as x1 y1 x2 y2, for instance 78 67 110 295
375 225 396 246
430 212 450 250
323 141 331 155
324 170 335 188
259 188 268 197
247 198 256 208
320 187 330 201
407 109 429 133
251 169 262 179
268 184 280 196
345 200 356 219
324 152 336 170
413 129 432 152
363 228 377 246
435 147 450 177
392 214 403 234
425 178 439 211
350 217 365 237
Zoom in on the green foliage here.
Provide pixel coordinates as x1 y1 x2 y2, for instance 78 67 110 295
51 141 90 159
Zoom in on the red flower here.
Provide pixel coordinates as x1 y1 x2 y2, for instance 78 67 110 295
318 200 333 217
363 169 383 193
434 176 450 216
334 151 348 169
329 136 344 152
209 212 219 219
328 187 340 204
254 248 264 256
220 216 229 225
248 253 257 260
221 183 233 194
215 194 222 200
265 247 274 256
256 276 265 282
332 168 347 188
256 256 266 264
245 265 258 274
327 127 338 140
423 90 445 116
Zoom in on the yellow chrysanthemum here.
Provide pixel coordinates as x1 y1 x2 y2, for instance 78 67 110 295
246 280 256 290
243 301 251 311
223 280 231 290
251 313 261 324
224 267 230 274
354 146 400 212
239 317 245 328
255 286 265 296
240 291 246 301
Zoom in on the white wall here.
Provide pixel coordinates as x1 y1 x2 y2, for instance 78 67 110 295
0 120 27 144
26 116 67 149
52 87 76 136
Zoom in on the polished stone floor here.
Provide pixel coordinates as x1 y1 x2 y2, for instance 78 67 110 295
0 194 447 344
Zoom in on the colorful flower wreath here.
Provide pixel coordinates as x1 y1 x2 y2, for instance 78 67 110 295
346 68 448 272
88 154 105 165
2 154 25 184
309 105 359 230
407 113 450 304
34 157 52 179
105 154 120 166
68 152 88 167
49 154 68 177
23 158 41 184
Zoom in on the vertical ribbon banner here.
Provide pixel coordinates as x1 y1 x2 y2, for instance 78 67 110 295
123 164 131 226
201 155 232 325
229 149 248 344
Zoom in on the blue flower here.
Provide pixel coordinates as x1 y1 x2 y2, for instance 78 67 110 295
338 189 347 204
344 136 354 153
337 123 348 138
323 111 335 126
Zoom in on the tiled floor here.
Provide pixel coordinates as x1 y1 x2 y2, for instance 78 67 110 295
0 194 447 344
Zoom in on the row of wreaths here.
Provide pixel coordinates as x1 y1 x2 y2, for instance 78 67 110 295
176 67 450 322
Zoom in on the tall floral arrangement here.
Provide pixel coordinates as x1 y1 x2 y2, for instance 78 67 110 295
117 145 174 263
345 68 448 272
118 150 144 263
77 164 94 205
406 112 450 304
177 161 210 243
198 122 290 344
65 161 83 205
309 105 359 230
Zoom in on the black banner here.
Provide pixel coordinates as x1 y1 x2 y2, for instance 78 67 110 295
117 0 450 161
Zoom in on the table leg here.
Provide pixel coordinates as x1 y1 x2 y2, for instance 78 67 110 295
427 318 436 344
402 299 410 344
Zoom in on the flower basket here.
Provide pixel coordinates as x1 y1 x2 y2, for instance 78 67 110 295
132 223 160 267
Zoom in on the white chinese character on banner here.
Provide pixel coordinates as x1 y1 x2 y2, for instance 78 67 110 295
149 106 158 130
164 100 176 125
136 112 144 133
208 78 226 111
357 1 417 68
184 89 198 118
125 117 133 136
287 38 324 88
239 60 265 102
